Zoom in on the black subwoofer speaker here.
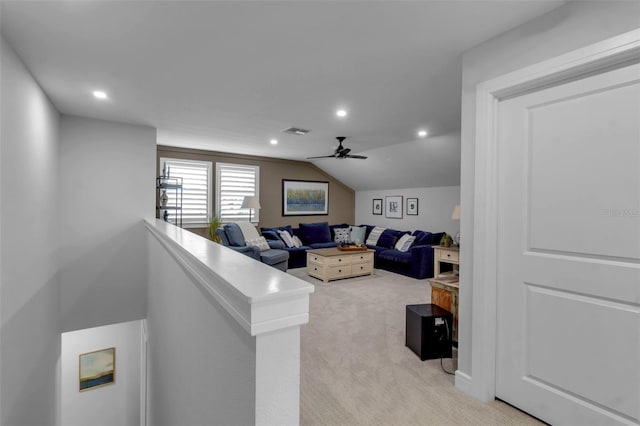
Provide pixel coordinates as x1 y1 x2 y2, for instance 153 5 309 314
405 303 452 361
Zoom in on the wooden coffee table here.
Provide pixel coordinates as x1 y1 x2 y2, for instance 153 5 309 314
306 247 375 282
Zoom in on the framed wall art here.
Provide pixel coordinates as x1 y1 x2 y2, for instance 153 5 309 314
282 179 329 216
79 347 115 392
372 198 383 215
406 198 418 215
385 195 403 219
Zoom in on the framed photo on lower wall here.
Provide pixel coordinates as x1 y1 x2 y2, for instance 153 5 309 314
385 195 403 219
372 198 383 215
79 347 115 392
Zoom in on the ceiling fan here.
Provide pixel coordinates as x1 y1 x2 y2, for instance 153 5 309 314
307 137 368 160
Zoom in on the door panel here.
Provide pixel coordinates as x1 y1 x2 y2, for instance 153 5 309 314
496 62 640 425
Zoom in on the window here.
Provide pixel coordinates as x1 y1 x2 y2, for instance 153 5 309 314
216 163 260 223
159 157 212 227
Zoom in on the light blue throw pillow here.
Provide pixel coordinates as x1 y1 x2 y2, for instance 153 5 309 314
350 226 366 245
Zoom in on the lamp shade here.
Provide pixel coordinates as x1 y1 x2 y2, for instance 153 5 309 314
451 204 460 220
241 196 261 210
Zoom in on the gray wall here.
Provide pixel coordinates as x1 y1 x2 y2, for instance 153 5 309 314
146 232 255 426
1 36 61 426
458 0 640 380
355 186 460 237
59 116 156 332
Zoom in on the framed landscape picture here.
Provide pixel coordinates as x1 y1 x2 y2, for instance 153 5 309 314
282 179 329 216
385 195 403 219
406 198 418 215
79 347 115 392
372 198 383 215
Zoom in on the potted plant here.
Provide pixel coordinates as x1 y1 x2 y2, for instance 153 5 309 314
440 233 453 247
208 215 223 243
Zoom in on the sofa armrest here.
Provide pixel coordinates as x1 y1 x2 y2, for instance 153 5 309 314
227 245 261 261
408 244 436 279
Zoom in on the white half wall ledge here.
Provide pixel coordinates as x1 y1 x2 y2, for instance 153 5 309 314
144 219 314 336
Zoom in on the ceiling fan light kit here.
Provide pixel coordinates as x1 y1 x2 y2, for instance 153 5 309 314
307 136 368 160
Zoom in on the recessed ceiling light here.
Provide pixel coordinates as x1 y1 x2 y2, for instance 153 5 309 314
417 130 428 138
270 139 278 145
93 90 108 99
336 109 347 118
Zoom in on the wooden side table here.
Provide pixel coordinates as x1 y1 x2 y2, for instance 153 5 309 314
429 246 460 343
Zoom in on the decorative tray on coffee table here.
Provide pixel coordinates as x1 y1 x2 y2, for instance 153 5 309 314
337 244 368 252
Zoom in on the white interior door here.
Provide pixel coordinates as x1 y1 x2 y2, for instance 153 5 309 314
495 62 640 425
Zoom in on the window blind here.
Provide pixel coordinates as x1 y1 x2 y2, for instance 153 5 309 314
159 158 212 226
216 163 260 222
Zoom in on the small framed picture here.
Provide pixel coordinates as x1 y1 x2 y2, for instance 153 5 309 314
406 198 418 215
372 198 383 215
385 195 403 219
79 347 115 392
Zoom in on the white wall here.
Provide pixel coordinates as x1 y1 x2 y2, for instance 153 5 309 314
58 116 156 332
356 186 460 237
60 320 144 426
458 0 640 391
0 36 61 426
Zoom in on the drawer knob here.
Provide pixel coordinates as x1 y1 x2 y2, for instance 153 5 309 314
338 269 342 273
339 259 342 262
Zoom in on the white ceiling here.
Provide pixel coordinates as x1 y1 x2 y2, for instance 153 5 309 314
0 0 563 190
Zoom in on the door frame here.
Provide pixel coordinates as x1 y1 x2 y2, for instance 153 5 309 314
468 28 640 403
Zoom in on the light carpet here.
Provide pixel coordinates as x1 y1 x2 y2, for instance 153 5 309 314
289 268 543 426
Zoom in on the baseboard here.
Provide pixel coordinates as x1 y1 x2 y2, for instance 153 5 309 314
454 370 472 396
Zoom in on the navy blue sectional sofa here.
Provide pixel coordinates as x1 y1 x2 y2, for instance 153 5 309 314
261 222 445 279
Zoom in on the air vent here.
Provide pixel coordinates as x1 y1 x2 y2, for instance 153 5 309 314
283 127 311 135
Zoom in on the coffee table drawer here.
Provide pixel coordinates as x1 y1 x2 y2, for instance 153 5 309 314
327 264 352 280
351 252 373 264
325 255 352 266
351 262 373 275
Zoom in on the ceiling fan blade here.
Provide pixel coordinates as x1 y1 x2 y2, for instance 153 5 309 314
306 155 336 159
345 154 368 159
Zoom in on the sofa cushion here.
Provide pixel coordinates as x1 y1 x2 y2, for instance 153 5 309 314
430 232 446 245
395 234 416 252
359 225 376 241
350 226 366 245
378 249 412 265
333 228 351 244
377 229 406 249
365 226 385 246
224 223 246 247
299 222 331 245
259 249 289 266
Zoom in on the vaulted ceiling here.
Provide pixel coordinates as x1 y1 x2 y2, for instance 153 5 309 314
1 1 564 190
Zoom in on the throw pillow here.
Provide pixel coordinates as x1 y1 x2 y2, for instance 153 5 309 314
246 236 270 251
365 226 385 246
292 235 303 248
395 234 416 252
377 229 404 249
350 226 366 245
334 228 351 244
278 230 296 248
223 223 246 247
299 222 331 245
